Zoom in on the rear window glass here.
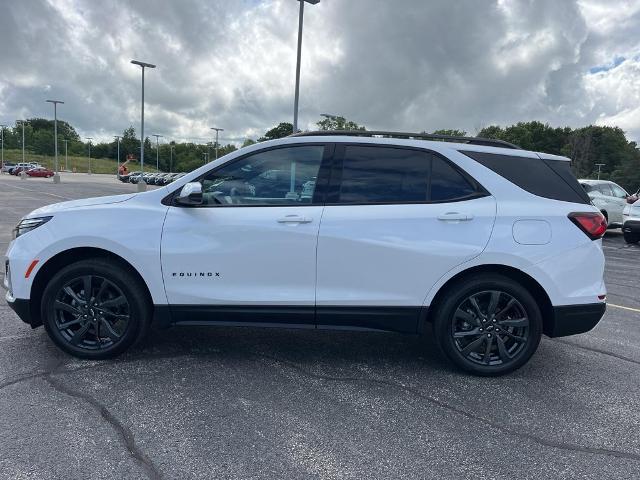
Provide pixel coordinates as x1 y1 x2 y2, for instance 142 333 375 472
431 157 477 201
460 151 590 204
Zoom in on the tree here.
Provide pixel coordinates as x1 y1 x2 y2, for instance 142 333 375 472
259 122 293 141
316 116 365 131
432 129 467 137
242 138 256 148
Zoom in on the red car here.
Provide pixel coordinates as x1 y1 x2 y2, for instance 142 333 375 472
26 167 54 178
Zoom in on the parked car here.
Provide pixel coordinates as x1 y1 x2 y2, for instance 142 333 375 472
10 162 41 175
26 167 54 178
1 162 16 173
622 198 640 244
579 179 632 228
5 132 607 376
128 172 145 184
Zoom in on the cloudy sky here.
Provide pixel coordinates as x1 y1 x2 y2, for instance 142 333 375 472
1 0 639 145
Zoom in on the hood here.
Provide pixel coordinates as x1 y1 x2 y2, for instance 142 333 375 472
27 193 136 216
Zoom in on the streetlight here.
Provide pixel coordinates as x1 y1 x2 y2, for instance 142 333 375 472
152 134 163 170
292 0 320 133
114 135 121 177
131 59 156 189
0 124 6 174
86 137 93 174
595 163 605 180
170 144 174 173
46 99 64 183
62 139 69 171
210 127 224 159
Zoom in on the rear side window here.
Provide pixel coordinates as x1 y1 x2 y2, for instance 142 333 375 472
336 146 430 203
331 145 483 204
460 151 590 204
595 183 613 196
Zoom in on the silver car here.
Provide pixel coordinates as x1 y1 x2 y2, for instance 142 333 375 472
579 179 632 228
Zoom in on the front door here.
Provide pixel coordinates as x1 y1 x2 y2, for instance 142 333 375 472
161 144 329 325
315 144 496 332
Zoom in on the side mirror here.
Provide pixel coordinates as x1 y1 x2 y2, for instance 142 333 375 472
175 182 203 206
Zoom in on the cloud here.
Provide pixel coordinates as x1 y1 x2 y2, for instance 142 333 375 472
0 0 639 144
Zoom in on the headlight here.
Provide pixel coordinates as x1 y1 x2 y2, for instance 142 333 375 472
12 216 52 239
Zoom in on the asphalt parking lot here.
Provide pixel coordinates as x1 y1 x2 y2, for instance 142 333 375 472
1 173 639 480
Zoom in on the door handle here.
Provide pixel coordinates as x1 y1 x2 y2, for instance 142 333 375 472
437 212 474 222
277 215 313 224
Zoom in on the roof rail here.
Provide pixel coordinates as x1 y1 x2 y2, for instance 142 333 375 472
289 130 520 149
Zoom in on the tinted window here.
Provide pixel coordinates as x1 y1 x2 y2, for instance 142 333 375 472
199 146 323 206
337 146 430 203
461 151 590 204
431 157 477 201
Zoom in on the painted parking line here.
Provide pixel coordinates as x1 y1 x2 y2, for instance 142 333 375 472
1 182 72 200
609 303 640 314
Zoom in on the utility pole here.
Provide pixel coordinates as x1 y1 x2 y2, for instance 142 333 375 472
595 163 605 180
114 135 121 177
152 134 163 170
0 124 6 174
86 137 93 174
18 120 25 162
170 144 174 173
46 99 64 183
210 127 224 159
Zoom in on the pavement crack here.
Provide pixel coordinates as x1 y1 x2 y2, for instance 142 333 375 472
256 352 640 463
0 362 99 391
551 339 640 366
43 373 164 480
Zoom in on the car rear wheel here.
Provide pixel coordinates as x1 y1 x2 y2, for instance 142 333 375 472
433 273 543 376
42 259 151 359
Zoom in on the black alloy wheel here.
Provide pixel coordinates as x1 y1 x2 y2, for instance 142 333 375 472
42 259 150 359
433 273 542 376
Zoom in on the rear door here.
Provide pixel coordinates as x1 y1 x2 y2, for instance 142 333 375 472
315 144 496 332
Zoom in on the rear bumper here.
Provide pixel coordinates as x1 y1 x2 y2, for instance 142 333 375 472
546 303 606 337
622 220 640 234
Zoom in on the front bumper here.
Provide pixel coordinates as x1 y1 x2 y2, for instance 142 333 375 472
5 290 33 327
546 303 606 337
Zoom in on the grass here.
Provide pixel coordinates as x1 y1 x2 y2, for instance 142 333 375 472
1 149 159 174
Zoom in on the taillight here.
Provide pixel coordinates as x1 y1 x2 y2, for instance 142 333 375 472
568 212 607 240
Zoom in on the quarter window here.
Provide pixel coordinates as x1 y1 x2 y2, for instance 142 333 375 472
199 146 324 206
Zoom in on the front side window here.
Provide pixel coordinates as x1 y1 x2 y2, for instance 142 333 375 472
596 183 613 197
611 184 628 199
199 146 324 206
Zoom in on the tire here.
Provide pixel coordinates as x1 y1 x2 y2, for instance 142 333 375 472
433 273 543 376
623 232 640 244
41 258 151 359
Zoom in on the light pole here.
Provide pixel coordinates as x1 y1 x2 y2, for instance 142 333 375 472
17 120 25 162
0 124 6 173
595 163 605 180
292 0 320 133
114 135 121 177
62 139 69 171
131 59 156 190
210 127 224 159
86 137 93 174
206 141 212 162
203 152 208 165
46 99 64 183
170 144 174 173
152 134 163 170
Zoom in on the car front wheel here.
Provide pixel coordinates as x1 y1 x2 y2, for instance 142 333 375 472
41 258 151 359
433 273 543 376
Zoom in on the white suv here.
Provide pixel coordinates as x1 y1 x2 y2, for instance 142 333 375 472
4 132 607 375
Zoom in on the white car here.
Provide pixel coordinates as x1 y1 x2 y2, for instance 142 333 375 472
622 199 640 244
579 179 632 227
4 132 607 376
